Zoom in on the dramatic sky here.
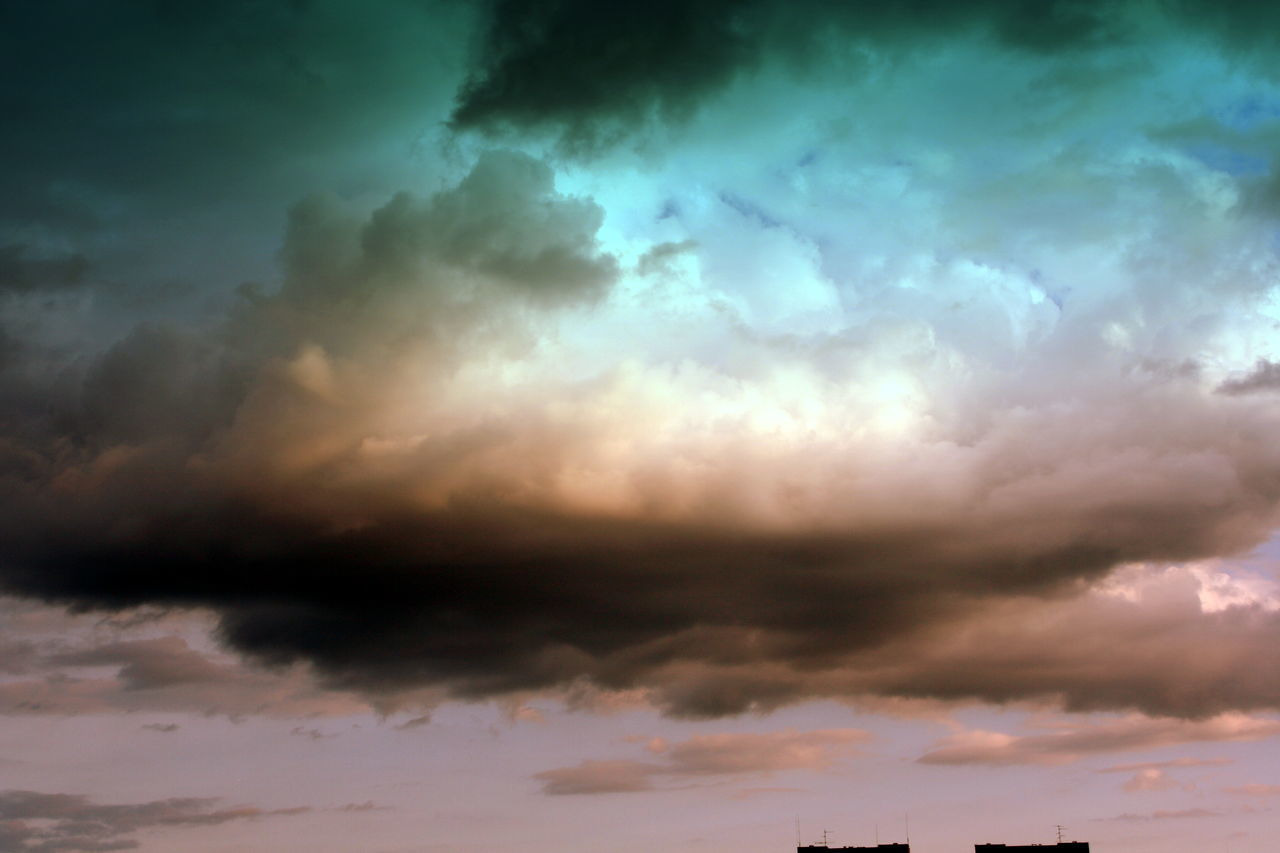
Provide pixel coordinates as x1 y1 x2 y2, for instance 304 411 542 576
6 1 1280 851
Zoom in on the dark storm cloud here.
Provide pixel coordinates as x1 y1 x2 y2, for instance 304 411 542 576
78 325 249 448
450 0 1128 146
810 567 1280 720
4 0 1280 727
5 436 1280 719
355 151 618 303
450 0 1280 147
1099 758 1233 774
0 789 309 853
3 151 1280 719
451 0 763 147
1 504 1086 702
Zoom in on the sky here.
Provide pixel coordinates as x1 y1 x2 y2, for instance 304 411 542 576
4 1 1280 850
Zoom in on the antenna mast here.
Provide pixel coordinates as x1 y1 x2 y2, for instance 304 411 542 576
1056 825 1066 844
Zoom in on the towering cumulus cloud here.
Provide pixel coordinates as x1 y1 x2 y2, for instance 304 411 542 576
4 0 1280 722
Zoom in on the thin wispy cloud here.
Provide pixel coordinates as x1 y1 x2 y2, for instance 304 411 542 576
1226 784 1280 796
535 729 869 794
919 715 1280 766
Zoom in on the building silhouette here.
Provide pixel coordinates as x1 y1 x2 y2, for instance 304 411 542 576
975 844 1088 853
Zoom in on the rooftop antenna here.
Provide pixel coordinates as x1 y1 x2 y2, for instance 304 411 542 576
796 816 801 848
905 813 910 846
875 823 879 845
1056 825 1066 844
822 829 832 848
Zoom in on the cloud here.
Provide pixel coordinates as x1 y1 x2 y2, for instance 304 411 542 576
1121 768 1189 793
535 759 664 795
5 138 1280 717
450 0 764 147
0 243 88 294
0 601 380 719
775 564 1280 719
396 714 433 731
919 714 1280 766
7 11 1280 728
290 726 336 741
535 728 868 794
449 0 1133 147
1225 783 1280 796
0 789 310 852
1217 360 1280 396
1099 757 1233 773
449 1 1280 148
636 240 698 277
1098 808 1222 822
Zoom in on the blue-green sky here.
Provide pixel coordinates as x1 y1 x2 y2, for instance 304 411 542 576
5 2 1280 851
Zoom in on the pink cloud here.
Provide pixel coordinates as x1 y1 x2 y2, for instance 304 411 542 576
919 714 1280 766
535 728 870 795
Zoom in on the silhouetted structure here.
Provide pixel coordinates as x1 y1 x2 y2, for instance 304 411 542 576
975 844 1088 853
798 840 911 845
